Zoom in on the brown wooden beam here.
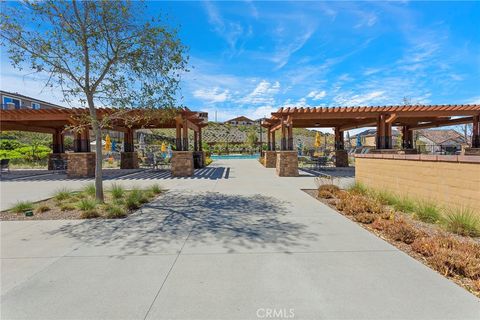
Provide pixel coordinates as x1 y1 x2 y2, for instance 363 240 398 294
408 116 474 130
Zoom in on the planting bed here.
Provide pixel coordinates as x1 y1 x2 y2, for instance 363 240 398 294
304 187 480 298
0 183 163 221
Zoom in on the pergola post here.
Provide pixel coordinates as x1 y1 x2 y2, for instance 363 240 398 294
376 114 386 149
473 115 480 148
402 126 414 149
176 121 182 150
193 131 198 151
281 117 287 150
287 123 293 150
334 127 348 167
182 118 188 151
271 130 276 151
267 127 271 151
120 128 138 169
198 128 203 151
48 128 66 170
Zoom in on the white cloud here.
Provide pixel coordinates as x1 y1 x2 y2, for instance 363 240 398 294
193 87 230 103
307 90 327 100
467 96 480 104
334 90 386 106
270 28 315 69
238 80 280 105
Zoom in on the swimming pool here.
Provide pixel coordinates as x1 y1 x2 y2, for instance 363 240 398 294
211 154 260 160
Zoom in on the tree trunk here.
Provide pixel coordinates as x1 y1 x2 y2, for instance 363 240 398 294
86 94 104 202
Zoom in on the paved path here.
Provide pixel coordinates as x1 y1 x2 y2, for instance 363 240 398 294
1 160 478 319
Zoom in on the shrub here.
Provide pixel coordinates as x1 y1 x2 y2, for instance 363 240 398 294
35 204 51 213
60 203 76 211
444 208 480 237
336 193 384 216
80 210 99 219
150 184 162 195
355 212 377 224
317 184 340 199
412 236 480 279
110 183 125 199
77 198 97 211
104 204 127 219
384 219 421 244
347 182 369 195
125 190 143 210
53 188 71 201
83 183 96 197
415 201 441 224
11 201 33 213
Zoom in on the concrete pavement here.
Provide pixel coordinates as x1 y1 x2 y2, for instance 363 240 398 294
1 159 479 319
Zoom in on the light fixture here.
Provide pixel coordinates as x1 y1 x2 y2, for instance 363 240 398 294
314 123 320 127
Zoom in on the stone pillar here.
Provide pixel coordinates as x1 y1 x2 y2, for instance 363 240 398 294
335 150 349 167
276 151 299 177
48 153 68 170
67 152 95 178
171 151 194 177
464 148 480 156
264 151 276 168
120 152 139 169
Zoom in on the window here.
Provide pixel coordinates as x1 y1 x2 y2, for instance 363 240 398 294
32 102 41 110
2 96 21 109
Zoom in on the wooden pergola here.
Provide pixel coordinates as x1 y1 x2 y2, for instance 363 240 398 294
262 104 480 152
0 107 208 174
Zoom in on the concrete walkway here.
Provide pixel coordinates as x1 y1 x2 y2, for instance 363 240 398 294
1 159 478 319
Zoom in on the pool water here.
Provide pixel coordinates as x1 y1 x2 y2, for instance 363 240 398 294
211 154 260 160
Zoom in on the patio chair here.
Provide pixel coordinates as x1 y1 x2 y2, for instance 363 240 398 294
0 159 10 173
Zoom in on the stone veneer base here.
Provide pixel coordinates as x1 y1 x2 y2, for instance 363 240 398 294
264 151 277 168
48 153 68 170
276 151 299 177
67 152 95 178
120 152 139 169
464 148 480 156
171 151 194 177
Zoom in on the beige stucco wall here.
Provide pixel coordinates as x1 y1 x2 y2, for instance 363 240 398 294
355 157 480 210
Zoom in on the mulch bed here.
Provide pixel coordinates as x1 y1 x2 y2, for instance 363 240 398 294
303 188 480 298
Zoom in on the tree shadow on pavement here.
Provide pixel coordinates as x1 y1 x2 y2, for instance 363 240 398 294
49 192 318 256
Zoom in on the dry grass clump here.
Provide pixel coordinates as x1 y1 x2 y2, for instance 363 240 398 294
80 210 100 219
60 203 76 211
412 236 480 279
317 184 340 199
35 204 51 213
384 219 423 244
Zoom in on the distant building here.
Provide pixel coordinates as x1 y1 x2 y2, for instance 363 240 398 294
1 90 66 110
349 128 401 147
416 129 466 154
224 116 256 126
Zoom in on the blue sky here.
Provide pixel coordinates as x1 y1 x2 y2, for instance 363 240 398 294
1 1 479 122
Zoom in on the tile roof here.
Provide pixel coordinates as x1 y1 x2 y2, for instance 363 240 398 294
417 129 466 144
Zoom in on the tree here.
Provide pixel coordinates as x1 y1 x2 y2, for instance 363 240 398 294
1 0 188 201
246 130 258 149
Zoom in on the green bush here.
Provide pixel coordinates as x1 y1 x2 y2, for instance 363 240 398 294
347 182 369 195
374 190 398 206
110 183 125 199
80 210 99 219
77 198 97 211
105 204 127 219
444 208 480 237
54 188 71 201
83 183 96 197
415 201 441 223
11 201 34 213
125 190 143 210
150 184 162 195
393 196 416 214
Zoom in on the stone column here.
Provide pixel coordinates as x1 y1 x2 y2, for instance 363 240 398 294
171 151 194 177
48 153 68 170
67 152 95 178
276 151 299 177
264 150 277 168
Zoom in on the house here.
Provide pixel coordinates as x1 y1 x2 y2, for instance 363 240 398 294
224 116 256 126
1 90 65 110
416 129 466 154
349 128 401 147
